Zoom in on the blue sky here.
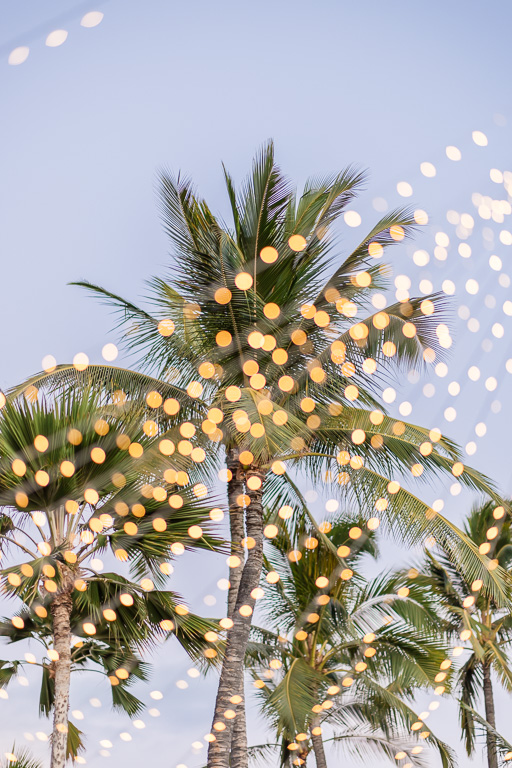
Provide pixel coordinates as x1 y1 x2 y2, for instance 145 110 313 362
1 0 512 765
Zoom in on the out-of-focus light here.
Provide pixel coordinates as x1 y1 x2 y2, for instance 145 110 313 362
397 181 413 197
81 11 104 27
8 47 29 65
446 146 461 161
420 162 436 177
42 354 57 371
102 343 118 361
472 130 488 146
344 211 361 227
46 30 68 47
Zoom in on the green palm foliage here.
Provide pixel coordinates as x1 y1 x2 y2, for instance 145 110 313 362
404 500 512 768
0 389 220 767
0 748 44 768
245 515 454 768
9 141 508 766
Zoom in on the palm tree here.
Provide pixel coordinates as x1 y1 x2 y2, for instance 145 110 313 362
10 142 508 767
0 389 221 767
403 500 512 768
246 514 453 768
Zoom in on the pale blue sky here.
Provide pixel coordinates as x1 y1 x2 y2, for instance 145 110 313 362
1 1 512 766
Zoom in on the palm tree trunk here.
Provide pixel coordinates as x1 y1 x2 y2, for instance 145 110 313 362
207 467 265 768
226 449 248 768
231 701 248 768
50 571 74 768
483 663 498 768
226 449 246 618
310 722 328 768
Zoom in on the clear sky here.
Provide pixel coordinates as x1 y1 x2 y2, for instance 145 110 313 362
1 1 512 766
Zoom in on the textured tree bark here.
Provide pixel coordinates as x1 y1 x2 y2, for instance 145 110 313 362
226 450 246 618
483 663 498 768
207 467 265 768
310 720 328 768
50 567 74 768
226 450 249 768
230 698 248 768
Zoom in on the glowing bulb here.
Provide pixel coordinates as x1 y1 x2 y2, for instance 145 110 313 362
81 11 104 27
46 30 68 47
9 46 30 65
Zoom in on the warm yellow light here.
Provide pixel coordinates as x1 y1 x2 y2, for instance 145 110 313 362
12 459 26 476
351 429 365 444
291 329 307 345
225 386 241 402
128 442 143 458
15 492 28 508
382 341 396 357
73 353 89 371
349 322 368 340
262 334 276 350
368 241 383 258
90 447 105 464
145 391 161 409
263 302 280 319
260 246 278 263
310 367 326 383
288 235 307 251
35 470 50 487
215 288 232 304
34 435 49 452
250 373 266 390
216 331 232 347
373 312 389 329
278 375 294 392
248 331 264 348
187 380 203 398
235 273 253 290
390 225 405 241
163 398 180 416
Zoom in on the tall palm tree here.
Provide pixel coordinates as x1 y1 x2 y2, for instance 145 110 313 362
0 389 220 767
10 142 508 767
245 515 453 768
403 501 512 768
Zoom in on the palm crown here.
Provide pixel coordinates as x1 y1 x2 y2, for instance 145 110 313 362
13 141 505 585
246 515 453 768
